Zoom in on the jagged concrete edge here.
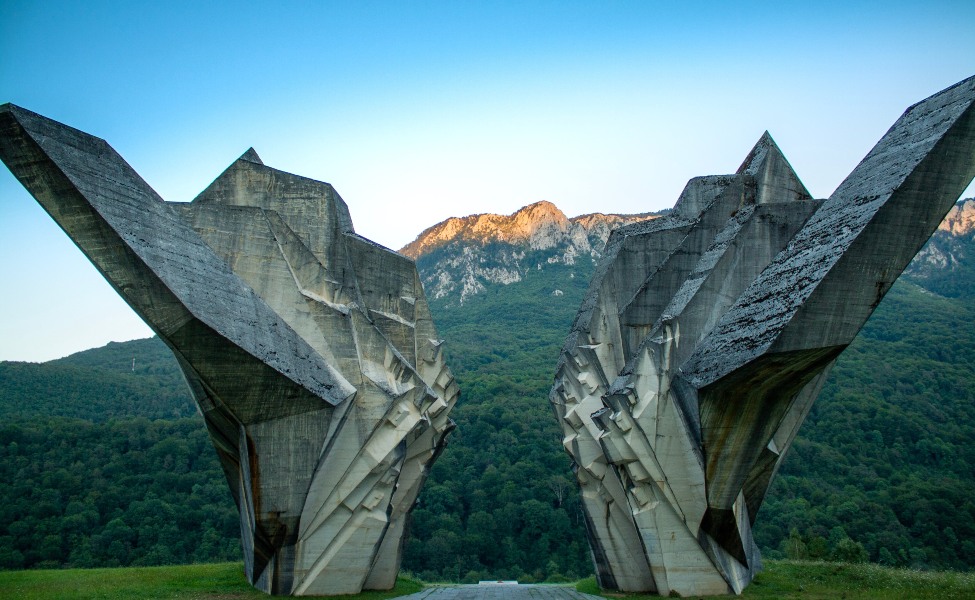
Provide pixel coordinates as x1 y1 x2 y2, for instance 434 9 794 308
682 74 975 389
0 102 350 405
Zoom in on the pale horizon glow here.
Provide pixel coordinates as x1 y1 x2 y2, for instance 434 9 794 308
2 1 974 361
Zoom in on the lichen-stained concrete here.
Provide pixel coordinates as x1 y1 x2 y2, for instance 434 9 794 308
0 106 458 596
551 75 975 596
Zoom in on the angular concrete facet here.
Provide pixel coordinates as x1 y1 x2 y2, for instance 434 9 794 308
551 75 975 596
0 106 458 596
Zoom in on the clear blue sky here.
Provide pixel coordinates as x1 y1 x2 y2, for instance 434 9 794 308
1 0 974 361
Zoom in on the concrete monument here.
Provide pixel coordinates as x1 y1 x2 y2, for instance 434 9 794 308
551 75 975 596
0 105 458 595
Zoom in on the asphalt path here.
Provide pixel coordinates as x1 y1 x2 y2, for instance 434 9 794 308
395 584 604 599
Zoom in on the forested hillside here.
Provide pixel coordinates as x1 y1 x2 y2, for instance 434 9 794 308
0 201 972 581
402 261 593 581
0 418 239 569
756 280 975 570
0 338 194 422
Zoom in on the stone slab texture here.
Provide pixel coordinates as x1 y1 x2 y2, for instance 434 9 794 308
550 75 975 596
0 105 458 596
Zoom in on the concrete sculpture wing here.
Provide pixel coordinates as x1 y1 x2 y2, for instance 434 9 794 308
551 75 975 596
0 104 458 596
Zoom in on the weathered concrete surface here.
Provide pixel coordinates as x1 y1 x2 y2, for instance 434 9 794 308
551 75 975 597
398 585 603 599
0 105 458 596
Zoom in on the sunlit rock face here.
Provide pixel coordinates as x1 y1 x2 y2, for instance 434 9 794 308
0 106 457 596
551 75 975 596
939 197 975 236
400 201 660 303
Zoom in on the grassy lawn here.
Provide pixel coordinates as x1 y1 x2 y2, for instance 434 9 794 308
5 560 974 599
0 562 423 599
577 560 975 599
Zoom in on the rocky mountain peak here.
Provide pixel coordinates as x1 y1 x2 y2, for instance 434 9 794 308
510 200 568 228
905 198 974 288
401 201 571 259
939 198 975 236
400 201 659 259
401 197 972 306
400 201 662 303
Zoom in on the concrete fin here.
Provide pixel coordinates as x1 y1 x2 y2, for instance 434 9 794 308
550 75 975 596
700 507 747 566
0 103 457 596
738 131 813 204
0 104 346 407
240 147 264 164
684 75 975 389
699 345 843 511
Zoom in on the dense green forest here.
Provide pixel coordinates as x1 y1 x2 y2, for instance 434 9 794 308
402 258 593 582
0 338 195 422
0 230 972 581
0 418 240 570
755 281 975 570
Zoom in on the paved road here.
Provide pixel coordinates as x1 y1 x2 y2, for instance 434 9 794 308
395 584 603 599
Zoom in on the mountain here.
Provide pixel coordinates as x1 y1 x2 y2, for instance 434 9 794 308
0 197 973 579
939 198 975 236
903 198 975 298
400 201 663 303
405 197 975 303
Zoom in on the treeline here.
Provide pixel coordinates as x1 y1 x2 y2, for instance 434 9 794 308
0 337 195 422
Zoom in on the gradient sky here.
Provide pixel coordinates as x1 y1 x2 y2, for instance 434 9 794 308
2 0 974 362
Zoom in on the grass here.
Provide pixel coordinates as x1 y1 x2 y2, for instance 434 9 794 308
0 562 424 600
6 560 974 599
576 560 975 599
